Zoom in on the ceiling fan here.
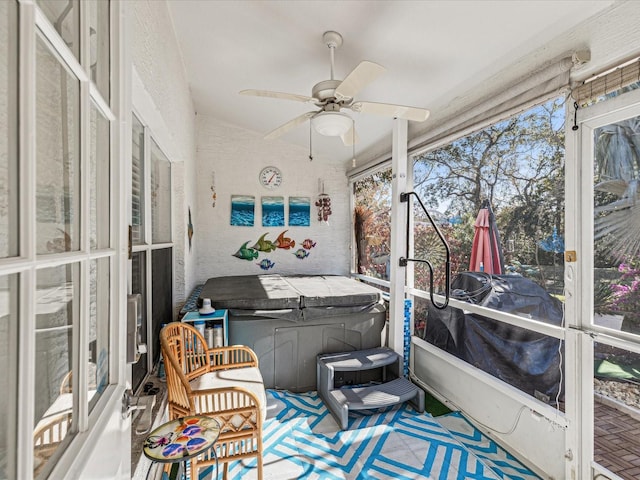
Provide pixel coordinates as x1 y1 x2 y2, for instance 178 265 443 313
240 31 430 146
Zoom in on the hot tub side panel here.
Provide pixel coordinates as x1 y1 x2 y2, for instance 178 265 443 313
228 304 386 392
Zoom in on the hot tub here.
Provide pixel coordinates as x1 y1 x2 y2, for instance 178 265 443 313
199 275 387 392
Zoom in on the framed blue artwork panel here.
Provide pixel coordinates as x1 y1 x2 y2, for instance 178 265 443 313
262 196 285 227
231 195 255 226
289 196 310 226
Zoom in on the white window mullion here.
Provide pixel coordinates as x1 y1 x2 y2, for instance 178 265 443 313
143 124 153 375
169 161 174 244
16 3 36 479
17 271 36 480
90 83 116 121
76 0 91 433
150 242 172 250
19 0 36 264
389 119 408 356
112 0 128 386
77 259 89 430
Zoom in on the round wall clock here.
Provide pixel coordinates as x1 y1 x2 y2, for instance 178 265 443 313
259 166 283 189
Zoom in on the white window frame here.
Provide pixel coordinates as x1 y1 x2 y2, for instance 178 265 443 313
568 86 640 480
7 1 127 477
129 108 174 382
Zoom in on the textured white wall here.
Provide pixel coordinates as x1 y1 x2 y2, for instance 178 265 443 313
131 0 196 307
194 115 351 284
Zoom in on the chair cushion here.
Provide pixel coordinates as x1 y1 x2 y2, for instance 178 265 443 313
189 367 267 423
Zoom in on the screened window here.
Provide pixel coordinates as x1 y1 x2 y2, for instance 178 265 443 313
130 119 174 392
592 114 640 337
353 168 392 281
410 96 566 402
412 96 566 297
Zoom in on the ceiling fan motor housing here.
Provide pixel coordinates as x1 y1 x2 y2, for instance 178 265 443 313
312 79 343 103
323 31 343 49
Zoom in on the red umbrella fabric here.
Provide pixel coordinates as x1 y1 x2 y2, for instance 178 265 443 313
470 204 503 274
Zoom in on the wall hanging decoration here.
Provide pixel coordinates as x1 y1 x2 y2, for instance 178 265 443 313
316 180 332 223
288 197 311 226
232 241 259 260
230 195 255 226
252 232 277 252
301 238 316 250
262 196 285 227
232 231 319 267
257 258 275 270
187 207 194 252
293 248 310 259
275 230 295 249
316 194 332 222
210 172 217 207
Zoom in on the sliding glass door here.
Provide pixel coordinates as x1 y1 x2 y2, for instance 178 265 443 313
571 86 640 480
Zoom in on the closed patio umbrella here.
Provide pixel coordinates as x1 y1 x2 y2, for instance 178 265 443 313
470 200 504 274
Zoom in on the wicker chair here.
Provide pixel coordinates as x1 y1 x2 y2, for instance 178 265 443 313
160 322 265 480
33 411 73 477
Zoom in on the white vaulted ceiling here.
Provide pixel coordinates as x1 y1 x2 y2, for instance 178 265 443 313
167 0 626 165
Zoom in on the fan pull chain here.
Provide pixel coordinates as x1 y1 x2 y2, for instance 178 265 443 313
309 121 314 161
352 118 356 168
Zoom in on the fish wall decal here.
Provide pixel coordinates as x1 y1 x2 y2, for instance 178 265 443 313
293 248 310 259
301 238 316 250
257 258 276 270
275 230 295 249
252 233 277 252
232 241 259 260
187 207 194 252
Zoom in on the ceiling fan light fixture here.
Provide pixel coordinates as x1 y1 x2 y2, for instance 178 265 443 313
312 112 352 137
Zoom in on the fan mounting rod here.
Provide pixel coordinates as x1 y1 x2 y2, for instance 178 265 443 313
323 31 343 80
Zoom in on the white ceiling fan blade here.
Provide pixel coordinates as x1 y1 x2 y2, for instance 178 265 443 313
350 101 430 122
334 61 386 101
341 125 359 146
240 89 317 104
264 111 318 140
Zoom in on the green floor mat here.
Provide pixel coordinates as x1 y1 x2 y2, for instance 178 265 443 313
424 390 452 416
594 359 640 381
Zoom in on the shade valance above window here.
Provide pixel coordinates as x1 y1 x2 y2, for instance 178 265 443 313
572 57 640 106
408 56 575 155
350 54 577 177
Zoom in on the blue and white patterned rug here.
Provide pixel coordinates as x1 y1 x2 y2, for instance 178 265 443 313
202 390 539 480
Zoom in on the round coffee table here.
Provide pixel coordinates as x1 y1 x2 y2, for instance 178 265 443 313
143 415 220 480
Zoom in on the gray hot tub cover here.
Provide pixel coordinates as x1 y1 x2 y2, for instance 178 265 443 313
199 274 384 322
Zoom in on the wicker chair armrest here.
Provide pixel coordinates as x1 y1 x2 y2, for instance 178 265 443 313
189 386 262 430
209 345 259 371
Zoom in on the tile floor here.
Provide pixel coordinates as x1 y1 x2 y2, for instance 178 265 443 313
206 390 540 480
